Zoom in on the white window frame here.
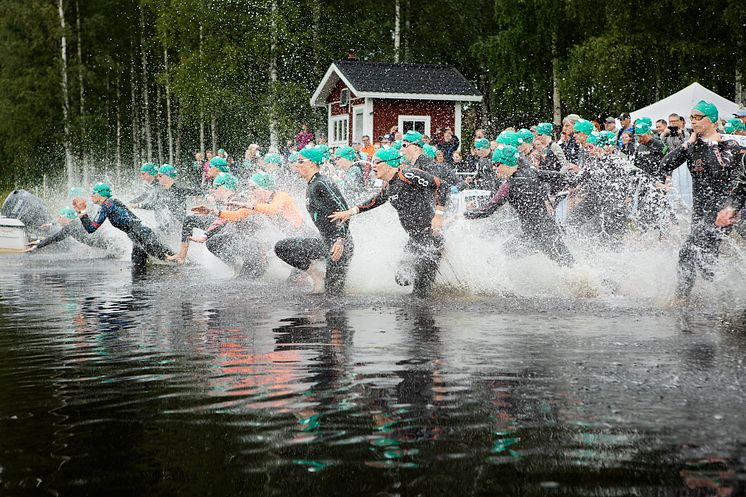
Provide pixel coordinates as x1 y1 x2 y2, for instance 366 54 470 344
330 115 349 146
398 115 431 137
352 105 364 144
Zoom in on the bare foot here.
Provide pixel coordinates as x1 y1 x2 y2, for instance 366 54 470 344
167 253 186 264
307 265 325 294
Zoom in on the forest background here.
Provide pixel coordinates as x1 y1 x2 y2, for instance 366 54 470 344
1 0 744 191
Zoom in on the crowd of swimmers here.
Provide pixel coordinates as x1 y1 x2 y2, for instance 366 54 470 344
22 99 746 302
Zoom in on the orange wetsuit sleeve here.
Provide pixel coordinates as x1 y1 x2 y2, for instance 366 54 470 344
218 208 252 221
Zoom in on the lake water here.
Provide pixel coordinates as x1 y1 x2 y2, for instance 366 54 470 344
1 254 745 496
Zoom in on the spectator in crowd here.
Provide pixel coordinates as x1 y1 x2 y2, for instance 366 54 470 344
381 133 394 149
620 131 635 156
360 135 375 159
655 119 668 136
660 113 690 153
734 107 746 127
604 117 618 133
434 149 446 165
616 112 634 149
560 114 581 163
295 123 314 149
436 127 460 163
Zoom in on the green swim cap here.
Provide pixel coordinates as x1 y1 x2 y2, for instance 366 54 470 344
59 206 77 220
213 172 238 191
474 137 490 150
209 156 230 172
299 145 325 165
316 144 331 161
536 123 554 136
250 171 276 190
517 128 534 144
636 117 652 127
586 131 601 146
140 162 158 176
634 122 652 135
158 164 177 178
724 118 745 133
692 100 718 123
373 147 403 168
218 148 226 154
334 146 357 162
496 130 520 147
402 130 424 147
573 118 594 135
392 140 403 150
287 151 300 163
492 145 520 167
263 153 282 166
423 144 437 159
92 182 112 197
600 130 617 146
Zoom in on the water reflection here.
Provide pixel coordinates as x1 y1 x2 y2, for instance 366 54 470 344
0 261 745 495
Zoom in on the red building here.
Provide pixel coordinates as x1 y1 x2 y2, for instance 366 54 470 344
310 60 482 148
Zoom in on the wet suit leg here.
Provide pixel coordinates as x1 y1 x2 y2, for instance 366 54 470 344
532 220 575 267
206 231 239 266
399 234 443 298
181 214 216 242
274 236 354 296
127 223 174 274
676 223 726 299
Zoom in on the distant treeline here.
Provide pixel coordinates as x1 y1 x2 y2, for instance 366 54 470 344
1 0 744 188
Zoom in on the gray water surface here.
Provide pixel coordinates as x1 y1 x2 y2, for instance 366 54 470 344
1 255 745 496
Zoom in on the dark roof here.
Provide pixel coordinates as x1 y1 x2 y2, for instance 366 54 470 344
334 60 481 97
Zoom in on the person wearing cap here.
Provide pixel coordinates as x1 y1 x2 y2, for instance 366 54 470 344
660 100 742 301
534 122 573 174
464 146 574 267
604 117 618 134
274 146 353 296
400 130 460 193
633 122 665 180
733 107 746 127
131 164 203 233
73 182 174 271
128 163 159 206
468 137 498 191
329 147 449 298
333 145 366 202
25 206 115 254
616 112 634 149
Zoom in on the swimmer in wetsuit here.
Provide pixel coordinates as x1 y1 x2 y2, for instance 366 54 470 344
464 145 575 267
330 147 448 298
25 207 115 254
274 146 354 296
130 164 202 233
73 182 173 272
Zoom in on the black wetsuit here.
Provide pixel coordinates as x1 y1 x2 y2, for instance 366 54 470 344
567 156 631 244
634 137 665 180
80 198 173 268
465 166 574 266
35 221 112 252
413 154 460 193
660 137 741 298
561 135 581 164
473 156 498 192
356 168 449 297
139 184 202 232
274 172 353 296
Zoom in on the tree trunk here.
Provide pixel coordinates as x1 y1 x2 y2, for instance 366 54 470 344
404 0 411 62
211 113 217 152
312 0 320 73
394 0 401 63
116 72 122 178
551 28 561 127
140 6 152 162
131 42 139 169
175 105 182 168
736 67 743 106
164 47 174 164
268 0 279 150
75 0 84 115
156 83 164 164
199 23 205 156
58 0 74 188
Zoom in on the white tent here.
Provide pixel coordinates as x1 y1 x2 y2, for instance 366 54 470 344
630 82 741 125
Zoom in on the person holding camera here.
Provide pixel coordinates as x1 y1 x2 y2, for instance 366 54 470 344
659 113 690 154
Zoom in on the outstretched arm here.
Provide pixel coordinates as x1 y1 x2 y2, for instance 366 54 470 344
464 181 510 220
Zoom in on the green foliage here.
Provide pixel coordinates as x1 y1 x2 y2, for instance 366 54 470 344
0 0 744 190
